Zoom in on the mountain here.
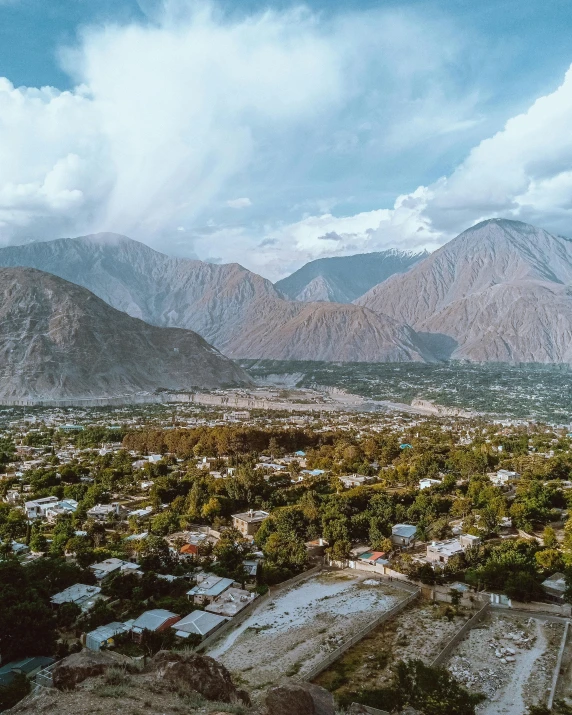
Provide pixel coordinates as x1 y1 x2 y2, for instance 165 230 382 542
275 249 426 303
357 219 572 363
0 267 250 400
0 234 433 363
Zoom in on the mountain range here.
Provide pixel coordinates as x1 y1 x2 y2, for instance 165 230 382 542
0 218 571 388
275 249 426 303
0 267 250 400
0 235 431 363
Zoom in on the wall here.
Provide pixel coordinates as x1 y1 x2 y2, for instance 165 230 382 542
430 603 490 668
300 589 420 682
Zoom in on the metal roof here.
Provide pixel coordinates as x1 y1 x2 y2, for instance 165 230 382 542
172 610 227 637
132 609 179 633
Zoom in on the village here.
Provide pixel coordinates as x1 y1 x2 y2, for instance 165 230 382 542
2 396 572 714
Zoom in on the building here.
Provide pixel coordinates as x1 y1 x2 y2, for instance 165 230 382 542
391 524 417 549
232 510 269 537
489 469 520 486
24 496 59 520
50 583 102 611
426 538 464 565
205 588 257 618
459 533 481 550
542 572 567 602
89 558 141 582
131 609 181 640
85 621 133 652
187 573 234 605
419 478 442 490
0 657 55 688
172 610 227 640
86 503 124 521
45 499 78 522
357 551 389 567
339 474 375 488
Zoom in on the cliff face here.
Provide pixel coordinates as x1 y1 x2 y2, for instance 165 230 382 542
0 267 251 401
358 219 572 363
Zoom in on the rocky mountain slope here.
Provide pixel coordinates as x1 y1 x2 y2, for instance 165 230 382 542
0 235 433 363
275 250 426 303
0 267 250 400
357 219 572 363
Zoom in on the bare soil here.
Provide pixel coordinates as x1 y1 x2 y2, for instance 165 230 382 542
445 612 564 714
314 600 472 700
207 571 407 694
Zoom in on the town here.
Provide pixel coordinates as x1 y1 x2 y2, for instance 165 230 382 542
1 397 572 714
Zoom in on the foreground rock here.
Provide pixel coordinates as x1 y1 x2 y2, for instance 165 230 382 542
52 650 114 690
151 651 251 705
265 681 335 715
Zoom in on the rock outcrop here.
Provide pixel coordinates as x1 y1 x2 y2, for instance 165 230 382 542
150 651 250 705
52 650 114 690
265 681 335 715
0 267 250 401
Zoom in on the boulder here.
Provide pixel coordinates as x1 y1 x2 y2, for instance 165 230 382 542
266 682 335 715
52 650 114 690
149 651 250 705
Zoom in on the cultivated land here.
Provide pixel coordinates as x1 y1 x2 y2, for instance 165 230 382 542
314 600 474 699
207 571 406 693
446 612 564 715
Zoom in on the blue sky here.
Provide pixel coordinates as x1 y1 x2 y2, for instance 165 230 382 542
1 0 572 278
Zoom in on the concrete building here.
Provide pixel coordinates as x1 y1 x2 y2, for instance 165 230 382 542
187 573 234 605
50 583 102 611
232 510 269 537
391 524 417 549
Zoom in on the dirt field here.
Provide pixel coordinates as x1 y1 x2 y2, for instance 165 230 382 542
314 600 473 701
446 612 564 715
206 571 407 693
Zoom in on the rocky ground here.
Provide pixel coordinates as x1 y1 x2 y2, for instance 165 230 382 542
446 613 564 715
315 600 472 698
208 571 406 693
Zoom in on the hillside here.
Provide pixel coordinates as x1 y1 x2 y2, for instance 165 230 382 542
357 219 572 363
0 267 250 401
0 235 433 363
275 250 425 303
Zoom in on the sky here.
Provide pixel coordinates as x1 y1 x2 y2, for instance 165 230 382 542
0 0 572 280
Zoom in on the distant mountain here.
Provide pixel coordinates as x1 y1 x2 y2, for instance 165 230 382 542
0 235 433 363
357 219 572 363
0 267 250 401
275 250 426 303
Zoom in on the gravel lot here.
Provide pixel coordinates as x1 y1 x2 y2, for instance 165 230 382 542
207 570 407 693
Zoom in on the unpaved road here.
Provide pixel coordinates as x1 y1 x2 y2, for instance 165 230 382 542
480 620 547 715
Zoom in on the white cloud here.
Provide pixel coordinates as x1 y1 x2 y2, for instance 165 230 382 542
226 197 252 209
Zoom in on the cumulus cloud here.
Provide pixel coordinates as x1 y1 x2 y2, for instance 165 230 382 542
226 197 252 209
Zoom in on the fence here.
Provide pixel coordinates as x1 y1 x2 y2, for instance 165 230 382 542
548 620 570 710
299 589 420 682
199 565 322 654
430 603 490 668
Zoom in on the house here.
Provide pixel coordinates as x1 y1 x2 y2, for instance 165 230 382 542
25 496 59 520
187 573 234 605
86 503 124 521
426 538 464 565
391 524 417 549
45 499 78 522
205 588 257 618
419 478 441 490
542 572 567 602
172 610 227 640
357 551 389 567
85 621 133 652
489 469 520 487
0 657 55 688
232 510 269 537
339 474 375 488
50 583 102 611
89 558 141 582
131 609 180 640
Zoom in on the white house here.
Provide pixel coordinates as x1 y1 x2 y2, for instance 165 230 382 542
419 478 442 490
25 496 59 520
489 469 519 487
